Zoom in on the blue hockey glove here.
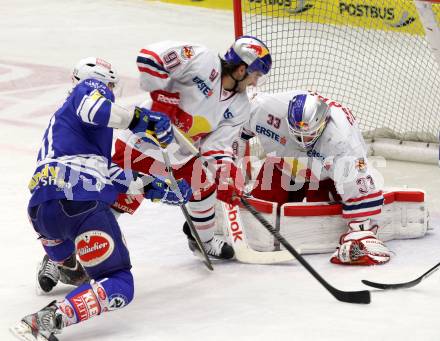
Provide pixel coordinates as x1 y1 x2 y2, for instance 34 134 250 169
144 176 192 205
129 107 174 146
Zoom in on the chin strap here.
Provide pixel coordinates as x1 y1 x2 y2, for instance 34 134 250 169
226 72 248 92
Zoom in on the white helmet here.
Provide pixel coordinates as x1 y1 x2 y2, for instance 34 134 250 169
223 35 272 75
286 93 330 150
72 57 119 86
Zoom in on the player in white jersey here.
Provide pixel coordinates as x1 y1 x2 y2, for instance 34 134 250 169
111 36 272 260
240 90 391 266
12 57 191 341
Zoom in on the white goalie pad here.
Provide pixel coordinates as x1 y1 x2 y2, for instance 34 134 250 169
219 201 294 264
216 189 429 255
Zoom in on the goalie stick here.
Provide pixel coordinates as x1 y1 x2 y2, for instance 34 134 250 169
361 262 440 290
240 197 371 304
173 126 295 264
173 125 370 303
145 131 213 271
220 201 294 264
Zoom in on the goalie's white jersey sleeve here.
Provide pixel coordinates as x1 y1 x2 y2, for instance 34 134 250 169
118 41 250 168
245 90 384 219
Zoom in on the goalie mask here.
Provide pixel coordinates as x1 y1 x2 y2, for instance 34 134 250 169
223 36 272 76
72 57 119 90
287 93 330 151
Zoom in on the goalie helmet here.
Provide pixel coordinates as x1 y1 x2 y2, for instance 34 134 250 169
286 93 330 150
72 57 119 86
223 36 272 75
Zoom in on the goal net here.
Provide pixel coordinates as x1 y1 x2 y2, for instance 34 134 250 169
234 0 440 164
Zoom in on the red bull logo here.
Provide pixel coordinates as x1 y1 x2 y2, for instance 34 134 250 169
246 43 269 58
296 121 309 129
181 46 195 60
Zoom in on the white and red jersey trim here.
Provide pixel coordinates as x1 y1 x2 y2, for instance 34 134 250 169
137 49 169 79
342 191 384 219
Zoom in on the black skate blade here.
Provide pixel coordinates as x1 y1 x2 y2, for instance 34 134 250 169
35 261 46 296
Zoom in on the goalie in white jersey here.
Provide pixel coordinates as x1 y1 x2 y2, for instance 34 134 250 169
241 90 391 266
111 36 272 260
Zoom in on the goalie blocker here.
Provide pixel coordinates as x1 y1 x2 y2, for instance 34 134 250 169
216 189 429 255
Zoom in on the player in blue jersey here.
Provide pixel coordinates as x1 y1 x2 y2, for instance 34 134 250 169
11 57 192 341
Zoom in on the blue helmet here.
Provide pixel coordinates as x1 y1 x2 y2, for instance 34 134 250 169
223 36 272 75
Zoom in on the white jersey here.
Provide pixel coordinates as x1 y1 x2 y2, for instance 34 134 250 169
243 90 384 219
117 41 250 167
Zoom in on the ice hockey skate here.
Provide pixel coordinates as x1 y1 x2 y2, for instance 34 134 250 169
10 301 65 341
183 222 234 260
36 256 60 294
37 255 89 295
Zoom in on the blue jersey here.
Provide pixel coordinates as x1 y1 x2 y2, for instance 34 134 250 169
29 79 129 207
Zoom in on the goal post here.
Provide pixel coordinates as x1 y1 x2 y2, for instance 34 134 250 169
233 0 440 165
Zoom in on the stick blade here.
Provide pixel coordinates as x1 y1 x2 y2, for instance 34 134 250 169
333 289 371 304
362 262 440 290
361 279 417 290
234 247 294 264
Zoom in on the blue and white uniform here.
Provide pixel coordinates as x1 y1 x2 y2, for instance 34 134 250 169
29 79 133 207
27 78 136 328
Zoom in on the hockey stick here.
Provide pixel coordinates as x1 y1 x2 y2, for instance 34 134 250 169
145 131 213 271
361 262 440 290
173 126 296 264
240 197 371 304
220 201 294 264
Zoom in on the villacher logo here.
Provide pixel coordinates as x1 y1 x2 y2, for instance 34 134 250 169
75 230 115 267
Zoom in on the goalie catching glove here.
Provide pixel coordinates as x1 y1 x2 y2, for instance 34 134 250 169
215 162 245 206
129 107 174 146
144 176 192 205
330 219 391 266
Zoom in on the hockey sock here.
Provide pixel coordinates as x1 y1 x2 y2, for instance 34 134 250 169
187 190 217 242
59 269 134 326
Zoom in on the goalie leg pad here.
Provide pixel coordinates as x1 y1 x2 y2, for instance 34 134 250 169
330 231 391 266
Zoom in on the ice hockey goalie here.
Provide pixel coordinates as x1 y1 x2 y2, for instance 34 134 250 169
226 90 430 265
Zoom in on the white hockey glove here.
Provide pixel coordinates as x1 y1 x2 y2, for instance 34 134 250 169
330 219 391 266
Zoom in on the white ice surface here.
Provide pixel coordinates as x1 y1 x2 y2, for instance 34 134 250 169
1 1 440 340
